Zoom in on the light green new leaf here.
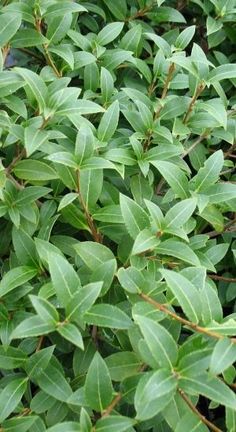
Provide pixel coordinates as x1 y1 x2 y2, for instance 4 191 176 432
0 377 28 423
48 252 81 307
179 373 236 410
210 338 236 375
161 269 202 323
85 352 113 412
0 266 37 297
135 315 178 369
97 100 120 142
120 193 150 239
135 369 177 420
84 304 132 329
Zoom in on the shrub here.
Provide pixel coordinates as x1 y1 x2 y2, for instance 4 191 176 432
0 0 236 431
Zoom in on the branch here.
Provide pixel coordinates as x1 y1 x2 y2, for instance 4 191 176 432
183 82 205 124
101 393 122 417
178 389 223 432
209 274 236 283
140 292 236 343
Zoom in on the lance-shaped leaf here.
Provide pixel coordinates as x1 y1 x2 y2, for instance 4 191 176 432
0 377 28 423
134 315 178 369
120 193 150 239
85 352 113 412
179 373 236 410
161 269 202 323
156 239 200 266
84 304 132 329
210 338 236 375
164 198 197 228
151 160 189 199
97 100 120 142
192 150 224 192
36 363 72 402
135 369 177 420
0 13 22 47
48 252 81 307
0 266 37 297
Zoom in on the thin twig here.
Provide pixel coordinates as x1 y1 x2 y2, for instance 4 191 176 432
183 82 205 124
178 389 223 432
140 292 236 343
102 393 122 417
205 216 236 238
36 335 44 352
209 274 236 283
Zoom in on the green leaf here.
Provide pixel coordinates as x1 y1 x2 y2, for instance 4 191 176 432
100 67 114 103
0 378 28 422
85 352 113 412
46 152 78 169
103 0 127 20
134 369 177 420
15 68 48 114
134 315 178 369
151 160 189 199
161 269 202 323
36 363 72 402
156 239 200 266
66 282 103 321
176 412 209 432
57 323 84 349
48 252 81 307
79 169 103 210
179 373 236 410
12 316 56 339
0 346 27 369
192 150 224 192
0 13 22 47
2 416 38 432
74 241 115 270
117 266 145 294
120 193 150 239
95 416 135 432
97 100 120 142
132 228 160 255
210 338 236 375
208 64 236 83
97 22 124 46
105 351 141 381
75 126 94 164
14 160 58 181
11 29 48 48
164 198 197 228
0 266 37 297
29 295 59 324
25 346 55 379
175 25 196 49
24 126 48 157
84 304 132 329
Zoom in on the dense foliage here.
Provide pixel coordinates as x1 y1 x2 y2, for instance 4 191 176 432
0 0 236 430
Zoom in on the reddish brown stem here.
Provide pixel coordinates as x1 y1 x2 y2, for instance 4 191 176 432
178 389 223 432
209 274 236 283
102 393 122 417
